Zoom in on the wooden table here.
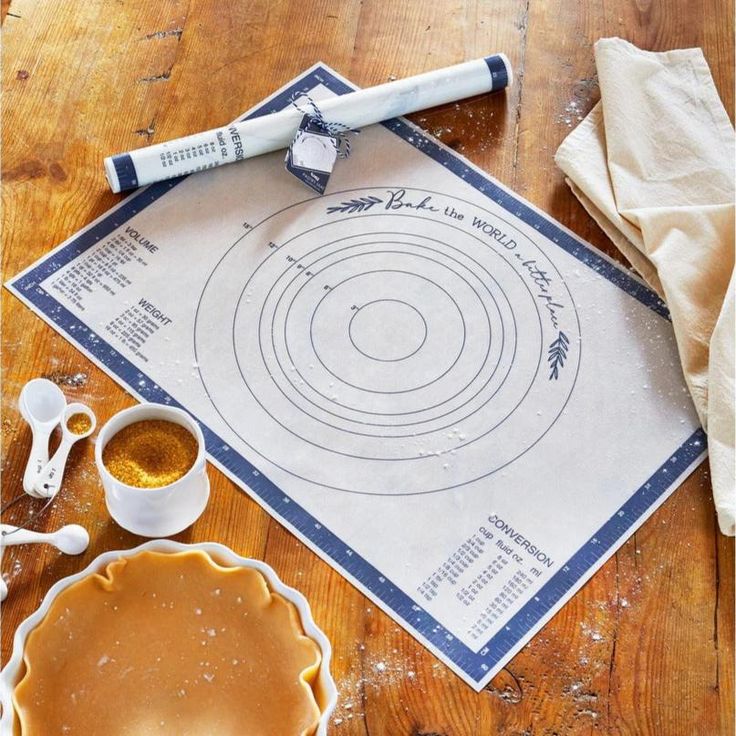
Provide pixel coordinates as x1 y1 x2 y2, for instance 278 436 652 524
2 1 733 733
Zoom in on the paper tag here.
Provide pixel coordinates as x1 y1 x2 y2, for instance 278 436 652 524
285 114 338 194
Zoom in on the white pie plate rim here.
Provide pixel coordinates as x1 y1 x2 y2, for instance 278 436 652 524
0 539 338 735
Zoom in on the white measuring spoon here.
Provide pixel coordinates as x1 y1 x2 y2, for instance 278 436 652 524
19 378 67 498
0 524 90 601
33 403 96 499
0 524 89 554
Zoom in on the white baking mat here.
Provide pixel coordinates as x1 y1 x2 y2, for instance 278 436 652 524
6 64 705 690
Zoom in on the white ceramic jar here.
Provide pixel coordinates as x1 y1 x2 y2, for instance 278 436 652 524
95 403 209 537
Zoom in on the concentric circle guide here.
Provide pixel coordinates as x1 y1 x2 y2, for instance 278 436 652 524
194 187 581 495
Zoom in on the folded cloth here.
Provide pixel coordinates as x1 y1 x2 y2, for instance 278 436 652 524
555 38 735 535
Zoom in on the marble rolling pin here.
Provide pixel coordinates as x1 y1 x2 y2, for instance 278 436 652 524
104 54 512 192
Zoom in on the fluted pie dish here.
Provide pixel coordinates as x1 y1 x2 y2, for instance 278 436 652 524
0 540 337 735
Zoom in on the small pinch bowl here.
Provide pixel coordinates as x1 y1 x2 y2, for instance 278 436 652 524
95 403 210 537
0 540 338 735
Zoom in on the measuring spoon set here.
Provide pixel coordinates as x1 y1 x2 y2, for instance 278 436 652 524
19 378 96 499
1 378 95 601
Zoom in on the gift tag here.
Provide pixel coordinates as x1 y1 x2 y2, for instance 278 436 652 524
285 115 339 194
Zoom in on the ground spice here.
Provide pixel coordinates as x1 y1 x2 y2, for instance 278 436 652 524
102 420 198 488
67 412 92 435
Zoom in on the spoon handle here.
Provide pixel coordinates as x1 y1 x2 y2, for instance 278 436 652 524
0 524 54 547
33 438 75 498
22 428 52 498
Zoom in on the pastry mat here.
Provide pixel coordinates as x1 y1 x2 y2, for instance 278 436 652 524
5 64 704 690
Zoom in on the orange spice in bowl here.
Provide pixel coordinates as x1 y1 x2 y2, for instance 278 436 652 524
101 419 198 488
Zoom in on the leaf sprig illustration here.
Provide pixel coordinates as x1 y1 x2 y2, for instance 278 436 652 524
548 331 569 380
326 196 382 214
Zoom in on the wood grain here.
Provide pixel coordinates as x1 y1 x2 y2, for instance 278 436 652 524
1 1 733 734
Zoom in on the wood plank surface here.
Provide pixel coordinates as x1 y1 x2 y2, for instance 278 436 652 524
1 1 733 734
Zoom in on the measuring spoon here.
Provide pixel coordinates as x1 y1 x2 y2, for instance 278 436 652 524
0 524 90 601
19 379 66 498
0 523 90 554
33 403 96 499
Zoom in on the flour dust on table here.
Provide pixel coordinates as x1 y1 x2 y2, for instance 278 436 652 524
6 64 704 690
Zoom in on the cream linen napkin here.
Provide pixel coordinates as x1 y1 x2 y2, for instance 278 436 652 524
555 38 735 535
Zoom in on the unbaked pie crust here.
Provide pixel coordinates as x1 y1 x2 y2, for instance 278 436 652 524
12 550 322 735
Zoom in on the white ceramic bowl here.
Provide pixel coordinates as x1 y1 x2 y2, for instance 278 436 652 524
0 540 338 735
95 404 210 537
